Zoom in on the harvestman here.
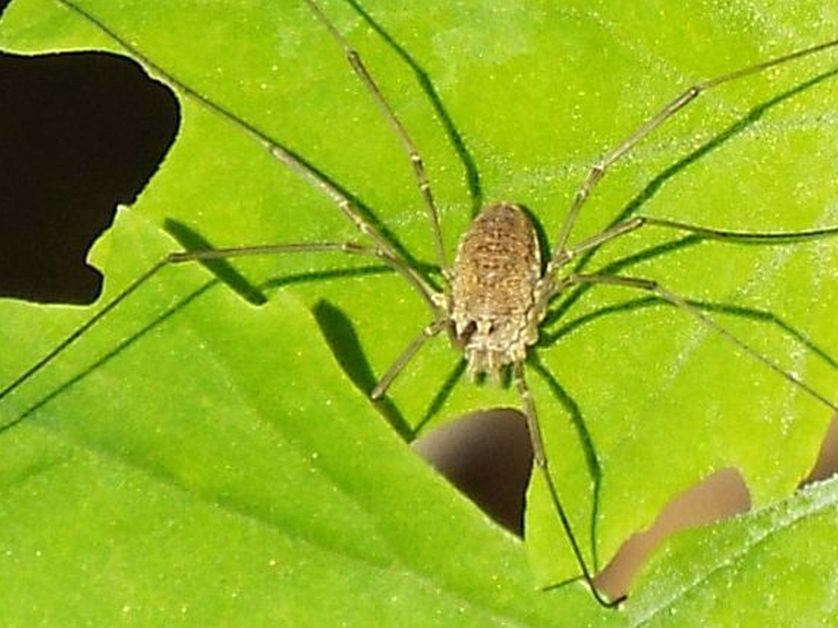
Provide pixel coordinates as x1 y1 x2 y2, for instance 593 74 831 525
3 0 838 607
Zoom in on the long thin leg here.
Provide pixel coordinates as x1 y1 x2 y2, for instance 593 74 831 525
512 362 624 608
266 147 441 310
566 273 838 412
303 0 448 272
0 240 432 403
174 239 440 312
551 37 838 261
549 215 838 269
537 216 838 318
371 318 448 399
57 1 440 312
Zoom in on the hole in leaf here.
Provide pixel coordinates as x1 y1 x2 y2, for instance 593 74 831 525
0 49 178 303
595 467 751 600
412 408 533 536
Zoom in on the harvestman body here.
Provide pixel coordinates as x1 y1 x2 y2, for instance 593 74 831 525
3 0 838 608
451 203 543 379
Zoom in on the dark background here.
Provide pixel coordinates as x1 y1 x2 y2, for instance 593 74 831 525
0 0 178 303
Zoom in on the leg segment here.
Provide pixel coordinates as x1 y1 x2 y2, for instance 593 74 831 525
549 215 838 269
267 146 441 310
512 362 625 608
551 37 838 262
566 273 838 412
538 216 838 318
371 318 448 399
0 240 434 403
303 0 448 272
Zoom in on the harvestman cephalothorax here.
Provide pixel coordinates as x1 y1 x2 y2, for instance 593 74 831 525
2 0 838 607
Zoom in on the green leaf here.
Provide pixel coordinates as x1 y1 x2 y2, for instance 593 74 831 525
627 476 838 626
0 0 836 622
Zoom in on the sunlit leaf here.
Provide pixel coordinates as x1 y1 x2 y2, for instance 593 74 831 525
0 0 836 622
628 476 838 626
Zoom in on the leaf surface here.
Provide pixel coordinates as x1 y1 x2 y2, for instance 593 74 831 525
628 477 838 626
0 0 836 623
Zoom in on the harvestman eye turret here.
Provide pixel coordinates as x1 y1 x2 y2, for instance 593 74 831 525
2 0 838 608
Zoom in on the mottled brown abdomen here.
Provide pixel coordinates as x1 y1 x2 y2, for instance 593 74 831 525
451 202 542 378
